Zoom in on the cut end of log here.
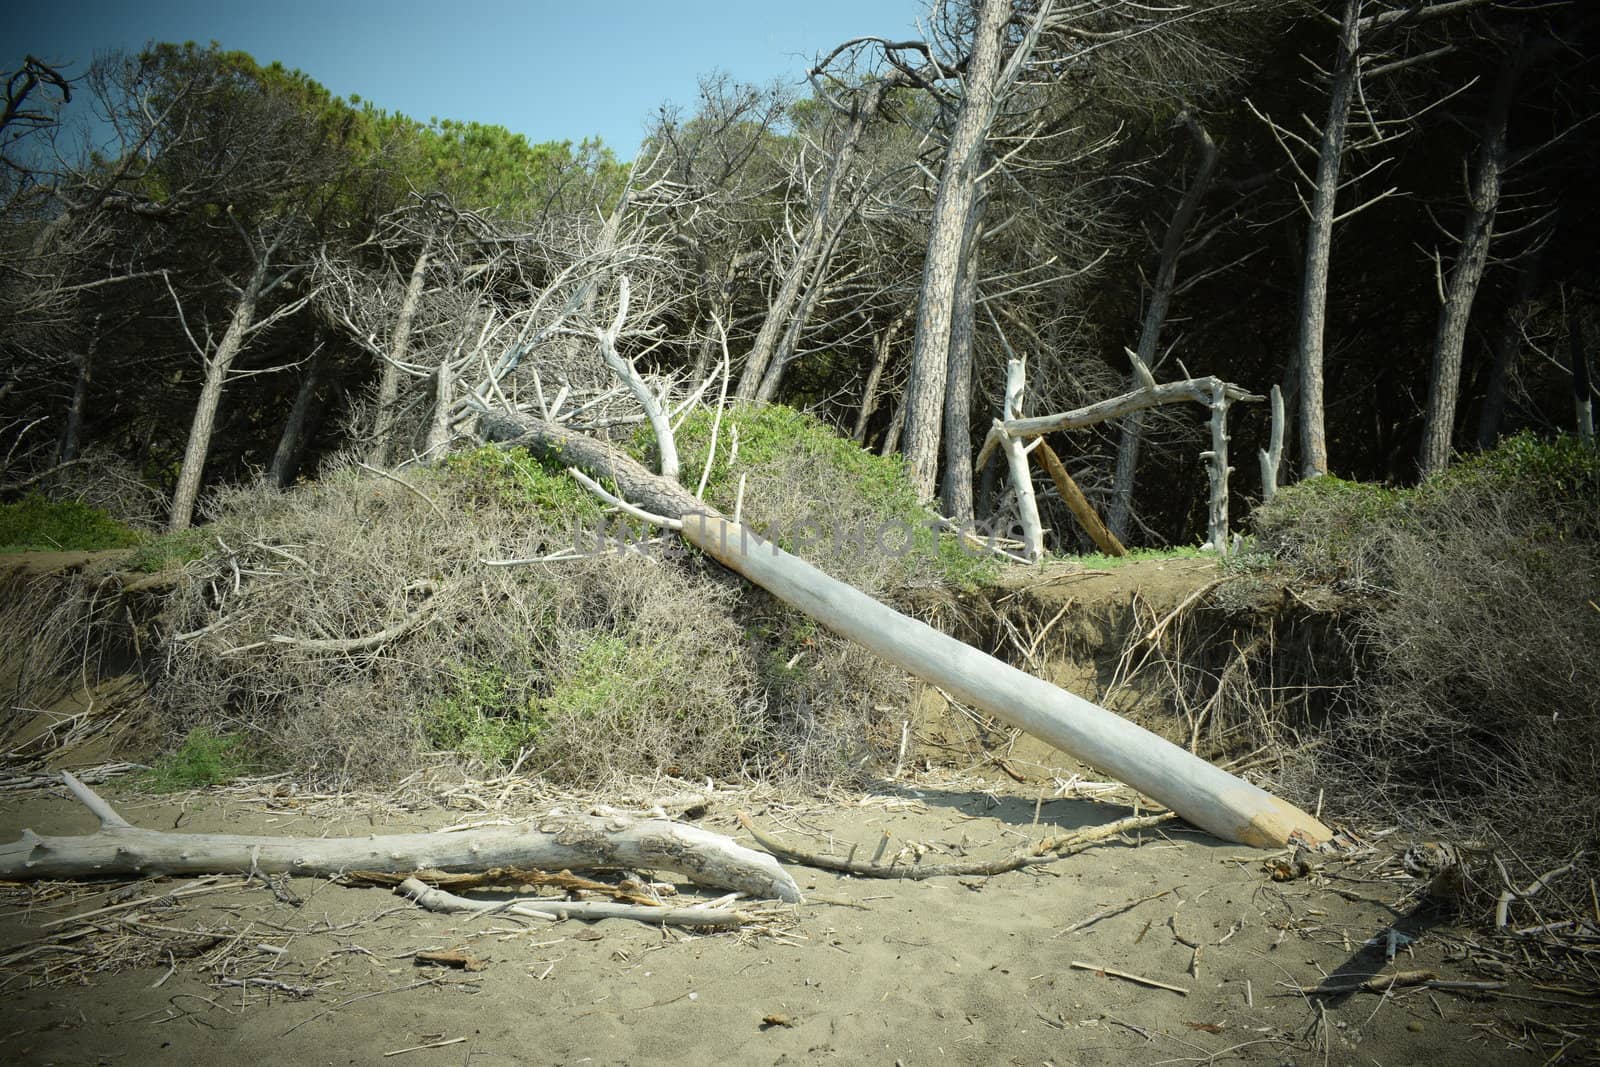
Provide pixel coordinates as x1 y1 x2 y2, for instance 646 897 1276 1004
1231 796 1333 849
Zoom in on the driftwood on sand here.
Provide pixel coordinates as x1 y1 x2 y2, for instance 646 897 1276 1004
0 773 802 902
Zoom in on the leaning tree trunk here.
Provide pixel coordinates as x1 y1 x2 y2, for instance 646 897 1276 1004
481 412 1328 849
169 260 268 532
1293 0 1361 479
269 344 324 489
853 306 911 444
56 316 99 466
1108 116 1218 540
1475 251 1540 449
370 237 432 466
737 84 884 399
901 0 1012 501
1419 53 1517 476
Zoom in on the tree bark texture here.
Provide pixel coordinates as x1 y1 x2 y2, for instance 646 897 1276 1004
370 238 432 466
1295 0 1361 478
269 345 324 489
941 207 987 523
1109 115 1218 539
902 0 1011 501
1419 53 1518 476
168 260 267 532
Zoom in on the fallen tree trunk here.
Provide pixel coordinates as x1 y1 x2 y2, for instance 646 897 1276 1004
0 773 801 901
482 413 1330 849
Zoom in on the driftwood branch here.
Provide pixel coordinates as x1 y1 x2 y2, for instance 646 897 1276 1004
737 810 1176 879
1 773 801 901
397 876 758 930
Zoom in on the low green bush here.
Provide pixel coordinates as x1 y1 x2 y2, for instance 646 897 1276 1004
0 494 142 553
139 726 258 791
125 526 214 573
421 661 543 766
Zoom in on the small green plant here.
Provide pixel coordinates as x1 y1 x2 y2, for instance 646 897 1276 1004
139 727 257 791
643 404 999 589
1251 475 1400 581
420 661 543 765
1073 545 1208 570
439 446 603 520
0 494 142 553
539 634 677 722
125 526 214 572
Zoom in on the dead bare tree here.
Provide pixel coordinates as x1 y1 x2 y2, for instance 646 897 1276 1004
1107 113 1220 540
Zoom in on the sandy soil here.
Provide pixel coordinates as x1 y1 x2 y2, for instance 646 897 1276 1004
2 772 1587 1067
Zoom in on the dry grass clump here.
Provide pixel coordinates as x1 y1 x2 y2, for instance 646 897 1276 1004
0 561 129 739
1256 433 1600 912
153 440 909 790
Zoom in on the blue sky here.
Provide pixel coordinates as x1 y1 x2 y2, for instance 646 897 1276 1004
6 0 925 156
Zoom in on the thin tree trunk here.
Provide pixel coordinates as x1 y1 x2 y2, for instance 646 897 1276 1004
56 315 99 465
269 344 324 489
1419 53 1518 476
1295 0 1361 478
901 0 1012 501
941 207 988 524
1475 253 1540 449
169 262 267 532
370 238 432 466
1109 115 1218 539
853 307 911 443
879 399 905 456
1571 303 1594 442
754 213 850 402
737 84 884 399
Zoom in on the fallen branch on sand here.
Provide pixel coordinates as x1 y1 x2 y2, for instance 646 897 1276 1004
0 773 801 902
397 876 763 930
736 810 1176 879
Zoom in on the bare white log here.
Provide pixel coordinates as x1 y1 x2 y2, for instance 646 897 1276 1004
1 774 801 901
998 358 1044 562
1001 374 1261 440
1259 384 1285 505
597 276 678 482
683 512 1326 848
482 416 1329 849
398 876 755 929
1201 381 1233 553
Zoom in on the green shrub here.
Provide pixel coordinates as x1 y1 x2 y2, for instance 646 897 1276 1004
139 726 258 791
438 445 603 520
0 494 142 553
421 661 542 766
1250 475 1400 584
1256 433 1600 902
125 526 214 573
